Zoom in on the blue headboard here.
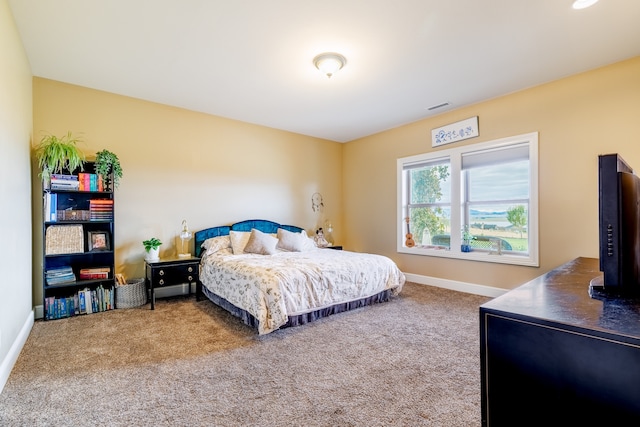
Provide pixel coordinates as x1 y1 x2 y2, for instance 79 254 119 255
194 219 304 257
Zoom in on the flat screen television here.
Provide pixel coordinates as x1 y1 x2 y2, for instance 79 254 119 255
590 153 640 297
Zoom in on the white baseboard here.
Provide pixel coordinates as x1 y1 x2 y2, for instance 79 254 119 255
0 309 34 394
34 304 44 320
403 272 507 298
153 282 194 298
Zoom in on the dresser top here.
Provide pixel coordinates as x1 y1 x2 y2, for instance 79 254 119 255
481 257 640 339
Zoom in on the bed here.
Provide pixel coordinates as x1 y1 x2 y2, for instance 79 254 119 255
194 219 406 334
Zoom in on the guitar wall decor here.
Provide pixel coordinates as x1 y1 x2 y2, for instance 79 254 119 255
405 217 416 247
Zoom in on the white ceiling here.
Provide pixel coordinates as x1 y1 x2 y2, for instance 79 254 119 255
8 0 640 143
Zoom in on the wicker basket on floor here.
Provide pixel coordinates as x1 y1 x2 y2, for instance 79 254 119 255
115 278 147 308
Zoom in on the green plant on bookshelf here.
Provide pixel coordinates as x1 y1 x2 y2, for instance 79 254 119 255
94 149 123 191
34 131 85 180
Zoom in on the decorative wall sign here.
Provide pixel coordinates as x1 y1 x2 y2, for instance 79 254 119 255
431 116 479 147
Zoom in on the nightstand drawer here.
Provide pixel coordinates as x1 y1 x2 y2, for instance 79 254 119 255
151 263 198 286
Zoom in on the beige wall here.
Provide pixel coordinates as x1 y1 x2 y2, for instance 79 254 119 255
32 79 343 304
0 0 33 387
29 54 640 300
344 56 640 291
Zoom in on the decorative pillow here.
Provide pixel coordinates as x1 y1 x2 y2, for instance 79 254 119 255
300 230 317 251
277 228 316 252
201 235 231 255
229 231 251 255
243 229 278 255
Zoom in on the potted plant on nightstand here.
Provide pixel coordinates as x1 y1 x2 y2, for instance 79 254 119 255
143 237 162 262
34 131 86 185
94 149 123 191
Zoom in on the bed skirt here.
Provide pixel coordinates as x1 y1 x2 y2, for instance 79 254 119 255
201 285 392 331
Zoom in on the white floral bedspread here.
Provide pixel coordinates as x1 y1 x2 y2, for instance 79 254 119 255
199 248 405 334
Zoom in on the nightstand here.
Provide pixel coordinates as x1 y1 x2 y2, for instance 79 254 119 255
145 257 200 310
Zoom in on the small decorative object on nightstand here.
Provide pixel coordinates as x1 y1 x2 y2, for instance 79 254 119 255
143 237 162 262
177 219 192 258
314 227 330 247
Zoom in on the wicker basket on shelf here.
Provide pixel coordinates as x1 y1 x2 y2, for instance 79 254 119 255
115 278 147 309
45 224 84 255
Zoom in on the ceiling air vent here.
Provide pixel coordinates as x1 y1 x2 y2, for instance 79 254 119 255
427 102 450 111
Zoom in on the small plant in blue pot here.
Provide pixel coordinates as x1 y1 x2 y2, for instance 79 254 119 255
461 226 474 252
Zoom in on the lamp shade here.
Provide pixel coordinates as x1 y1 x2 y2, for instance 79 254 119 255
178 219 192 258
572 0 598 9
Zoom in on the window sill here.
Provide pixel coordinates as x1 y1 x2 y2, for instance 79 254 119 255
397 246 539 267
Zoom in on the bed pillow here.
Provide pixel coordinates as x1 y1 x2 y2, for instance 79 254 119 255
243 229 278 255
201 235 231 255
300 230 317 251
277 228 316 252
229 230 251 254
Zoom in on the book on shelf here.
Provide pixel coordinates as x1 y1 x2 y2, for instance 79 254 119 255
79 267 111 280
84 289 93 314
78 291 86 314
74 293 80 315
45 285 114 320
78 173 104 192
51 174 78 181
89 199 113 206
44 296 76 320
50 175 80 190
78 173 89 191
45 266 76 286
43 192 58 222
79 267 110 273
89 199 114 221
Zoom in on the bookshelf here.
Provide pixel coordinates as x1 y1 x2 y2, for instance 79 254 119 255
42 162 116 320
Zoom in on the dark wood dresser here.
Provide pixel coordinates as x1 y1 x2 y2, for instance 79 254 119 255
480 257 640 426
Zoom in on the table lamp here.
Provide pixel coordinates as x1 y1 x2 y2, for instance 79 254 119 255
178 219 192 258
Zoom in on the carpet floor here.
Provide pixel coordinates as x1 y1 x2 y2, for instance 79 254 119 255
0 282 491 426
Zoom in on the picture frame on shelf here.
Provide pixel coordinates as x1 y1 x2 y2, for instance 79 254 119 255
88 231 110 251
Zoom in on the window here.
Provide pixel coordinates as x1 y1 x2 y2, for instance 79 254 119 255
397 132 538 266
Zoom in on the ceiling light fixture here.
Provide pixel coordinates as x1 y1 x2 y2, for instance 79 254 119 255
572 0 599 9
313 53 346 78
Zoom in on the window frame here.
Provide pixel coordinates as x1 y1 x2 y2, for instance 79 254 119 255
397 132 539 267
